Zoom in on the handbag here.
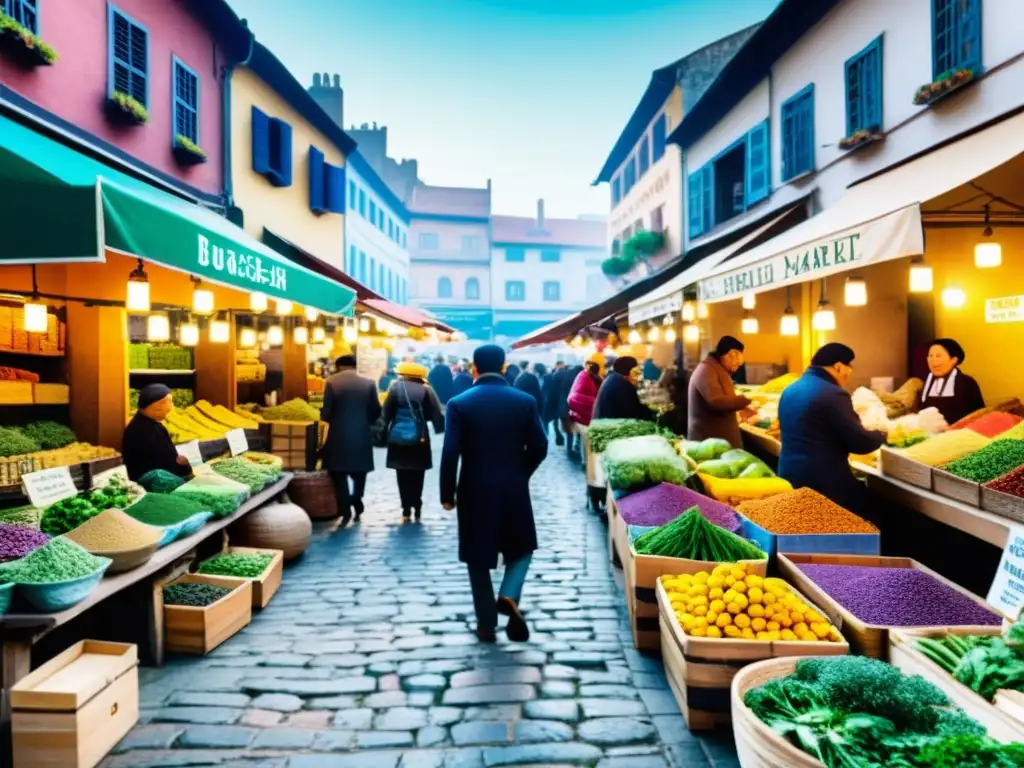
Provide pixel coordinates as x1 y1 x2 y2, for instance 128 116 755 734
388 382 426 447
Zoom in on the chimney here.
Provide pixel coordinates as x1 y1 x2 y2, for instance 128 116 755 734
307 72 344 129
536 199 545 230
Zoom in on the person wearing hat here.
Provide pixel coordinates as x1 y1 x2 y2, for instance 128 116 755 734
917 338 984 426
594 356 654 422
122 384 194 482
440 344 548 644
688 336 751 448
778 343 888 515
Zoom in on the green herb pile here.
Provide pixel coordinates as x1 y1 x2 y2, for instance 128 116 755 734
0 537 105 584
587 419 660 453
0 504 41 529
259 398 320 421
212 458 280 491
602 435 691 491
20 422 77 450
634 507 765 561
163 581 231 607
173 490 239 518
0 426 41 457
129 388 193 411
137 469 187 494
942 439 1024 484
917 630 1024 702
125 493 206 526
41 481 133 535
129 343 151 369
744 655 1024 767
147 344 192 370
199 553 273 578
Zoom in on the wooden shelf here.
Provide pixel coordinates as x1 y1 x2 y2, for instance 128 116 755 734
128 369 196 375
0 349 64 358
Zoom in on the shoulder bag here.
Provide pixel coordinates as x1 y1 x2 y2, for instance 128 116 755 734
388 382 426 447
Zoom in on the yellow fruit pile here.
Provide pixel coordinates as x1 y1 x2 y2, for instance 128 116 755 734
661 563 842 642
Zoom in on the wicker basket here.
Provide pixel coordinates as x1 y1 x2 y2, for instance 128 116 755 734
288 471 339 520
229 502 311 561
731 657 825 768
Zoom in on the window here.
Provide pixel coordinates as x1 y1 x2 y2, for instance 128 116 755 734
612 239 620 256
369 200 377 224
419 233 438 249
369 257 377 290
438 277 452 298
348 180 356 209
4 0 38 32
401 232 407 248
251 107 293 187
541 249 560 263
713 140 745 225
687 164 713 238
543 281 560 302
505 281 525 301
387 218 393 239
465 277 480 300
650 206 664 234
638 136 650 177
634 218 643 234
378 209 384 230
846 37 883 136
781 85 815 181
611 175 621 206
358 250 367 283
387 270 394 300
308 146 345 215
745 120 770 206
933 0 981 77
623 154 636 194
172 58 198 145
379 264 386 296
108 6 148 108
652 113 667 163
348 245 356 275
358 189 366 216
461 235 479 254
504 247 525 262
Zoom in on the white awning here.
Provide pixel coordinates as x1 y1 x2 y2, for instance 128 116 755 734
628 206 800 324
698 110 1024 303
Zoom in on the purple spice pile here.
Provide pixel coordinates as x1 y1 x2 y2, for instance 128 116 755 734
616 483 741 533
0 523 49 563
796 564 1002 627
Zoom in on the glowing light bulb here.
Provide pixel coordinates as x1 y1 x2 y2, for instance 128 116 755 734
23 302 47 333
275 298 293 315
742 293 756 310
359 317 371 332
844 277 867 307
126 278 150 312
311 327 326 343
681 302 696 323
250 292 268 312
741 316 759 334
780 312 800 336
697 301 709 319
646 326 660 343
239 328 257 348
683 323 700 343
147 313 170 341
293 326 309 345
192 287 214 315
627 329 641 344
813 302 836 331
342 324 359 343
304 306 319 322
909 264 933 293
664 328 677 343
267 324 284 346
210 318 230 343
179 322 199 347
974 241 1002 268
941 286 967 309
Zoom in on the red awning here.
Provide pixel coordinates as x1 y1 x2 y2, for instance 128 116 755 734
362 299 454 333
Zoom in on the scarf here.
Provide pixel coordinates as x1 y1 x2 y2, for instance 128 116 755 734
921 368 958 402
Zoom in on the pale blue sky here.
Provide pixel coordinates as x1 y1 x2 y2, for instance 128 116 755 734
228 0 779 218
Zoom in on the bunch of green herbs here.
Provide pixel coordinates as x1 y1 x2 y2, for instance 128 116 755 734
0 537 104 584
163 581 231 607
199 553 273 578
633 506 764 561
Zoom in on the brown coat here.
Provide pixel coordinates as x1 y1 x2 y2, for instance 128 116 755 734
687 356 751 448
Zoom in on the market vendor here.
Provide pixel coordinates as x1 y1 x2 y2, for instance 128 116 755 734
593 356 654 422
688 336 751 448
778 343 887 516
917 338 985 426
122 384 194 482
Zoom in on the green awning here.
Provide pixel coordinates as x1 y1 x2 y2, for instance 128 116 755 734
0 116 356 316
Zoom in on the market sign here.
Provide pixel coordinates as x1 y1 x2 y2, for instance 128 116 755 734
629 292 683 325
985 295 1024 324
986 522 1024 621
698 204 923 302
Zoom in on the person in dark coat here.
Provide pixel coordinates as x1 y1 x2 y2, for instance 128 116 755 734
778 343 887 518
557 364 583 458
122 384 194 482
321 354 382 525
503 362 521 386
541 362 565 445
514 364 544 414
917 338 985 426
383 362 445 522
427 356 454 405
441 345 548 644
451 363 474 398
593 356 655 422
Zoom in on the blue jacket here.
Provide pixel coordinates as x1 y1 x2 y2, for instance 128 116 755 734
440 374 548 567
451 371 474 398
778 367 887 513
428 364 455 404
514 371 544 414
593 372 654 422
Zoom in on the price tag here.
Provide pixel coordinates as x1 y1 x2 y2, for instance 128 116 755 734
986 522 1024 621
176 440 204 467
226 428 249 457
21 466 78 509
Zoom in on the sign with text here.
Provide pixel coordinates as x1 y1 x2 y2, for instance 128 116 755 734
986 295 1024 324
21 466 77 509
986 522 1024 621
176 440 204 467
356 340 389 386
226 429 249 457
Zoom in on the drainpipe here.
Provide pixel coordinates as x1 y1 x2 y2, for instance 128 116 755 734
222 30 255 210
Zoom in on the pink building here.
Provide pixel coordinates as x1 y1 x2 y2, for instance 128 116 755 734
0 0 250 201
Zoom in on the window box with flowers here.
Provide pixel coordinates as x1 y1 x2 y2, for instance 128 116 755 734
106 91 149 126
0 12 57 67
173 134 207 165
913 68 976 106
838 128 884 152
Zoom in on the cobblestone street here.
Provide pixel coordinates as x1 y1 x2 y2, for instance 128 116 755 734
104 442 739 768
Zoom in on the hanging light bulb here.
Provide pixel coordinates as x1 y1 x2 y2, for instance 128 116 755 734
179 321 200 347
293 325 309 345
974 205 1002 268
647 325 660 343
780 311 800 336
664 328 677 343
126 259 150 312
191 278 214 315
627 328 641 345
147 313 170 342
941 286 967 309
275 298 293 315
812 280 836 331
23 269 47 333
844 276 867 307
342 321 359 343
909 260 933 293
697 301 709 319
239 327 257 348
742 293 756 310
683 323 700 343
267 324 284 346
210 316 230 343
250 292 268 312
662 313 674 326
681 302 696 323
311 326 326 343
304 306 319 322
741 314 759 334
359 317 371 333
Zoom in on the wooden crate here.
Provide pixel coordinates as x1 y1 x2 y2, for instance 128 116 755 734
164 574 253 655
890 627 1020 743
995 689 1024 731
607 485 629 569
33 383 70 404
980 484 1024 524
584 437 604 490
0 380 33 404
777 553 1002 659
198 547 284 609
656 580 848 730
879 447 932 488
932 467 981 507
11 640 139 768
740 516 880 561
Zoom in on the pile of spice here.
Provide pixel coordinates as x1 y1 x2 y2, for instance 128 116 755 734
125 493 207 526
199 552 273 578
211 458 280 491
900 429 990 466
965 411 1022 439
65 509 162 552
0 537 106 584
617 483 740 533
985 464 1024 499
0 524 48 562
136 469 187 494
634 507 764 561
735 488 878 534
941 439 1024 484
164 581 232 607
173 490 239 519
795 563 1003 627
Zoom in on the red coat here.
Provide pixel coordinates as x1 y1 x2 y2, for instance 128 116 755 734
567 370 601 426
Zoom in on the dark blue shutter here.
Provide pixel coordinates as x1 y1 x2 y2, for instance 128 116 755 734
251 107 270 175
274 120 293 187
109 8 148 106
745 120 770 206
957 0 981 73
700 165 714 233
782 86 814 180
652 114 667 162
308 146 326 212
173 61 199 144
8 0 38 32
638 137 650 176
932 0 955 76
863 40 882 130
687 168 704 239
326 164 346 214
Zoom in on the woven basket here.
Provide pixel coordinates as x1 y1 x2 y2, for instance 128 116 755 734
731 657 825 768
288 471 339 520
229 502 311 561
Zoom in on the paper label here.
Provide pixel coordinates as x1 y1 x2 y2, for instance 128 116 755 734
226 428 249 457
22 466 78 509
176 440 204 467
986 522 1024 621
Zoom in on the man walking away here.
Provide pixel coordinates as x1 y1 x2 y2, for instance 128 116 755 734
321 354 382 525
441 345 548 643
514 362 544 414
452 361 474 397
503 361 521 386
428 356 455 405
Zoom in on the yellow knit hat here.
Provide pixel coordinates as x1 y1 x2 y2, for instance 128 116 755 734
396 361 428 379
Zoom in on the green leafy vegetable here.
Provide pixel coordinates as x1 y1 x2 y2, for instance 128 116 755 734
587 419 659 453
633 506 765 561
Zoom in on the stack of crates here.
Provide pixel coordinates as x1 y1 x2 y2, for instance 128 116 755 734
268 421 318 470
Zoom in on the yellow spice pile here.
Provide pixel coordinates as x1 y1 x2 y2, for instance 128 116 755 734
65 508 162 551
901 429 991 466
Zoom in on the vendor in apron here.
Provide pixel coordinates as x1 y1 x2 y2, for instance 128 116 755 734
918 338 985 426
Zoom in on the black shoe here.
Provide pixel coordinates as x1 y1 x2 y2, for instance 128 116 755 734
497 597 530 642
339 514 351 527
414 507 422 522
353 500 365 520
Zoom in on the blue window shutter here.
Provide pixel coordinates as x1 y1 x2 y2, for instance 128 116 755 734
687 169 704 238
932 0 955 76
781 86 814 181
638 137 650 176
957 0 982 73
277 120 293 186
10 0 39 34
348 180 356 209
172 60 199 144
700 164 714 234
845 37 883 135
745 120 770 206
109 7 148 106
308 146 326 212
326 164 346 214
652 114 667 162
251 107 270 175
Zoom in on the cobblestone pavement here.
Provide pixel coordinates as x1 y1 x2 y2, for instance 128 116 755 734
105 442 739 768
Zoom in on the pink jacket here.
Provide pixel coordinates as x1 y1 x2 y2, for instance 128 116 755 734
568 370 601 426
